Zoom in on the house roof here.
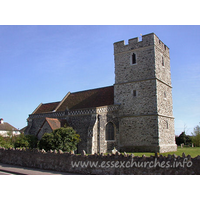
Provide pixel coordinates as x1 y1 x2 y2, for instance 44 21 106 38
0 122 19 131
33 86 114 114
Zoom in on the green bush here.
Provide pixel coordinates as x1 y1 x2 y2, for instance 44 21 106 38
192 124 200 147
176 131 192 146
38 133 55 151
0 135 14 148
0 133 38 149
14 134 38 149
24 134 38 148
14 135 29 148
38 127 81 152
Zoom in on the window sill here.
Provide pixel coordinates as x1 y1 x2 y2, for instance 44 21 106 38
106 140 116 142
130 63 137 66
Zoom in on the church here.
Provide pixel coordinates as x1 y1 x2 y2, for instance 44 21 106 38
25 33 177 154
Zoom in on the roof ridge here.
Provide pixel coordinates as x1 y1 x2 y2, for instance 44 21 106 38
0 122 18 131
71 85 113 94
41 101 60 105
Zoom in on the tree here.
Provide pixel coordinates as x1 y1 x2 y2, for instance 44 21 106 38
38 127 81 152
192 123 200 147
185 135 192 145
0 134 15 148
175 131 192 146
0 135 11 148
38 133 55 151
14 134 38 149
25 134 38 148
14 135 29 148
179 132 187 144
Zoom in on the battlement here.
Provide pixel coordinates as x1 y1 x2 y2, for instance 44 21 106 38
114 33 169 54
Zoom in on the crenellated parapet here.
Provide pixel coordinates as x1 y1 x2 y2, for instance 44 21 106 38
154 34 169 55
114 33 169 55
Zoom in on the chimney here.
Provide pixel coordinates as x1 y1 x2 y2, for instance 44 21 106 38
0 118 4 124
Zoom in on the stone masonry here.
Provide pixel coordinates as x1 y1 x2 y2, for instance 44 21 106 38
25 33 177 154
114 33 177 153
0 148 199 175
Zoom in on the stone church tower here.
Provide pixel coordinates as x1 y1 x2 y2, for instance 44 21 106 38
114 33 177 153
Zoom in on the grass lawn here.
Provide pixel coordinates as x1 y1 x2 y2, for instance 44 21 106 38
126 147 200 158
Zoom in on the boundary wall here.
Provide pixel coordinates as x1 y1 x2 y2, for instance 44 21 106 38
0 147 199 175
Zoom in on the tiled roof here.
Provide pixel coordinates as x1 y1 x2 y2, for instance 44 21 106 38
37 118 69 135
56 86 114 112
34 102 60 114
20 126 27 133
46 118 69 130
46 118 61 130
0 122 18 131
32 86 114 114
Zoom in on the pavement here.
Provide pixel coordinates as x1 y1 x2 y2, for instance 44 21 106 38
0 163 80 175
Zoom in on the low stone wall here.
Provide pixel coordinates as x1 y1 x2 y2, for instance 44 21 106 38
0 147 199 175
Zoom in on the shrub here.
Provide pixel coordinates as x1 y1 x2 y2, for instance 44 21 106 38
14 134 38 149
38 127 81 152
0 135 14 148
24 134 38 148
176 131 192 146
192 124 200 147
38 133 55 151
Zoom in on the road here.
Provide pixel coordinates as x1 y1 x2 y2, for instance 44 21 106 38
0 163 80 175
0 170 15 175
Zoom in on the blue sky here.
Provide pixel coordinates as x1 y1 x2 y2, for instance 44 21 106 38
0 25 200 136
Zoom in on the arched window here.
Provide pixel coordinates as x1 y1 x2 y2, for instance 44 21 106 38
106 122 115 140
132 53 136 65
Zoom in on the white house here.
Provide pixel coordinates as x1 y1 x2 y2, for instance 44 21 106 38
0 118 20 137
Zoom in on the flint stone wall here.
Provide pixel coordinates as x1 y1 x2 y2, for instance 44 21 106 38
114 33 176 153
0 148 199 175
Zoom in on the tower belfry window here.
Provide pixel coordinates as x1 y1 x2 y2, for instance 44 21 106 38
162 56 164 66
133 90 137 97
132 53 136 65
164 91 167 99
165 120 169 129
